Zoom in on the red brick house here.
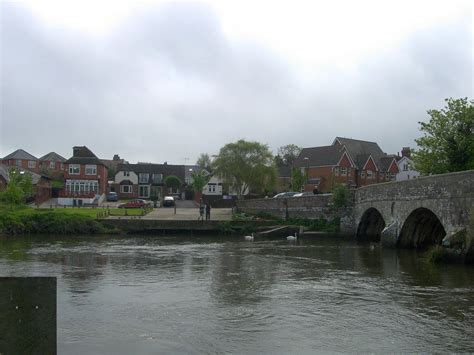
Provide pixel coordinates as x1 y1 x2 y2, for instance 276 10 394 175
59 146 108 206
1 149 40 173
39 152 67 176
293 137 399 193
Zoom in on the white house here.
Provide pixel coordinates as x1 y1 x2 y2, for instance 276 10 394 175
396 156 420 181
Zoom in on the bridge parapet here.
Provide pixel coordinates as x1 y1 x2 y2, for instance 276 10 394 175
354 170 474 263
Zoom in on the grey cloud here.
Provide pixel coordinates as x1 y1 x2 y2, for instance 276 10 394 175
1 2 471 164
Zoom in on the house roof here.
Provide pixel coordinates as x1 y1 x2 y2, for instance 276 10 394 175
39 152 67 162
0 164 50 184
2 149 38 161
117 163 185 179
295 137 396 172
66 146 105 166
293 145 342 167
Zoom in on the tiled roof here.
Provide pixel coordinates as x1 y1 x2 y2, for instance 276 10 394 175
0 164 50 184
66 146 104 165
2 149 38 161
293 145 342 167
117 163 185 180
380 156 396 171
39 152 67 162
334 137 386 169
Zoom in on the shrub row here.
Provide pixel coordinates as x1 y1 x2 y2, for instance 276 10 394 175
0 210 107 236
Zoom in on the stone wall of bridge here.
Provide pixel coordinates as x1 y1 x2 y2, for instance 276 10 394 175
236 193 355 233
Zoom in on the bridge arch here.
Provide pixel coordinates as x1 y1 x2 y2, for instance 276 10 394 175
398 208 446 249
356 208 386 242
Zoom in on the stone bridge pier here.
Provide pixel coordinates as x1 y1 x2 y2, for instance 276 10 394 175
353 170 474 263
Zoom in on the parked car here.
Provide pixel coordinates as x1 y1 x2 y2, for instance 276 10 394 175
118 199 151 208
106 192 118 202
273 192 299 198
163 196 175 207
293 191 316 197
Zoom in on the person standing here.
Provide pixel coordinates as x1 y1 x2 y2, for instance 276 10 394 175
205 203 211 221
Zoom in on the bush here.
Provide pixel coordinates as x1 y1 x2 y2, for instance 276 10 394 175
0 210 107 236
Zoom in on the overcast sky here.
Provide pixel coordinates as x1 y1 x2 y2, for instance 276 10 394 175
0 0 472 164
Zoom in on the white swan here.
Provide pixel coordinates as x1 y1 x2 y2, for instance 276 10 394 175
287 232 298 241
244 233 254 241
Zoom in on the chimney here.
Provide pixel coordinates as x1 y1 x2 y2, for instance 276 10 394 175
401 147 411 158
113 154 120 161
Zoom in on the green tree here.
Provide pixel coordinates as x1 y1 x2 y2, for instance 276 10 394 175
413 97 474 175
213 139 276 197
196 153 212 172
0 168 33 208
291 167 307 191
191 170 210 195
274 144 302 167
331 183 348 209
164 175 182 191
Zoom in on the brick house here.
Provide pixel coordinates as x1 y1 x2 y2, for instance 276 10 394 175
293 137 399 193
59 146 108 206
39 152 67 176
1 149 40 173
114 163 185 202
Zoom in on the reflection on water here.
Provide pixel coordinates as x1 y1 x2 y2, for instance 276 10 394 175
0 235 473 353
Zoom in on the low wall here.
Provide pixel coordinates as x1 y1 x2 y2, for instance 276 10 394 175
236 193 355 234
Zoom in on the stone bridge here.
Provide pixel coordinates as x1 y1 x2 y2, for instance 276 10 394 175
354 170 474 262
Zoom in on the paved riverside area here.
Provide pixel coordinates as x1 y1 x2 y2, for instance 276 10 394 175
138 206 233 221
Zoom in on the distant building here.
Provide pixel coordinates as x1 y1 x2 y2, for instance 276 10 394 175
39 152 67 176
114 163 185 201
396 147 420 181
293 137 400 193
59 146 108 206
1 149 40 173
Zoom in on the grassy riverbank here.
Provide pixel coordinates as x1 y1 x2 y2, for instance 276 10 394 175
0 207 124 236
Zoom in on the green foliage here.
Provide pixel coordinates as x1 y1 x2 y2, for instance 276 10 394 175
331 184 348 209
275 144 302 167
164 175 182 189
413 97 474 175
191 170 210 194
0 168 33 208
291 168 307 192
107 167 117 180
213 139 276 197
196 153 212 172
0 209 107 236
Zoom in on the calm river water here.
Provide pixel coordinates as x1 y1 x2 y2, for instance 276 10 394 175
0 234 473 353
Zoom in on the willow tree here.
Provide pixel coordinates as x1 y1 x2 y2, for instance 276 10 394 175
213 139 276 198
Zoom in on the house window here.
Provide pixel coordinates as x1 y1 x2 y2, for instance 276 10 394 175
69 164 80 175
367 170 373 179
334 167 340 176
85 165 97 175
139 185 150 198
152 174 163 184
121 185 132 193
403 163 409 171
16 160 22 167
49 161 55 169
139 173 149 183
124 171 130 177
208 183 216 193
361 171 366 178
60 163 64 170
28 161 36 168
347 168 351 175
340 167 347 176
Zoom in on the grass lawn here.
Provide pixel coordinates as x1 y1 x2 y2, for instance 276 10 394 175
14 207 152 218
